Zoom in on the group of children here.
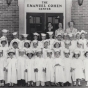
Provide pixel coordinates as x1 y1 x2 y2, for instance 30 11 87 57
0 29 88 87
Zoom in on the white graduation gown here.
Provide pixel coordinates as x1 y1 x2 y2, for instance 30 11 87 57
24 48 31 53
19 40 24 49
6 57 17 84
70 40 77 52
42 48 50 59
26 58 35 82
38 41 44 49
32 47 41 54
34 57 46 82
66 28 77 34
71 58 84 81
54 58 65 83
83 58 88 81
80 39 87 49
1 46 9 58
17 56 26 80
0 57 6 80
48 39 55 49
55 29 64 37
45 57 54 82
31 40 39 48
63 58 72 83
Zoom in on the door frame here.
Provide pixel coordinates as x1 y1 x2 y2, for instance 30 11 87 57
46 13 64 30
26 13 44 34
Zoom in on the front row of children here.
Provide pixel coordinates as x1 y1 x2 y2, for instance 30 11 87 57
0 48 88 87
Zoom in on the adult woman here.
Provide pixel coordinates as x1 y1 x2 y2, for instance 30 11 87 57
66 21 77 34
45 22 54 32
44 22 54 38
55 23 64 37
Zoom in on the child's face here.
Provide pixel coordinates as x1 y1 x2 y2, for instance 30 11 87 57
65 53 69 58
13 43 18 49
65 44 70 48
49 35 53 39
9 53 14 57
44 42 48 48
75 54 79 59
64 35 69 40
77 43 81 48
3 33 7 36
34 35 38 40
54 52 60 57
23 37 27 40
70 36 74 40
48 23 52 28
59 23 62 28
86 53 88 57
14 35 18 39
76 34 80 40
55 43 60 48
33 43 38 48
27 53 32 59
1 41 7 46
70 22 74 27
37 52 42 57
47 52 52 58
24 43 30 48
57 35 62 41
81 33 85 39
42 36 46 40
19 51 25 56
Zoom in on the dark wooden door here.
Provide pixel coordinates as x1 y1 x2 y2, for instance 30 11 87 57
46 13 63 31
26 13 44 39
26 13 63 39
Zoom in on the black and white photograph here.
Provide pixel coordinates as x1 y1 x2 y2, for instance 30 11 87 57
0 0 88 88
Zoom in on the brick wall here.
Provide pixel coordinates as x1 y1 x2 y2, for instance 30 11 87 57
71 0 88 33
0 0 19 42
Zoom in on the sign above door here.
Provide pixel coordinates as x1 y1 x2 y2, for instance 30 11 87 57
25 0 65 13
24 0 66 33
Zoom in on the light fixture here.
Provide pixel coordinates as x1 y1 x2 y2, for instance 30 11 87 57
6 0 12 6
29 16 32 19
55 16 60 22
78 0 83 6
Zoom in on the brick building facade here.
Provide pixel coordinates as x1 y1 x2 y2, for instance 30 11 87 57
0 0 19 42
71 0 88 33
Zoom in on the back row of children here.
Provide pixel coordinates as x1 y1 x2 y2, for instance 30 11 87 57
0 29 88 87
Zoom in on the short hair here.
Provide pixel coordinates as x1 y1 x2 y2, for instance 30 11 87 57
76 34 81 38
1 40 7 44
48 22 53 26
27 53 33 57
73 53 80 58
58 22 63 28
64 52 70 55
12 42 18 45
84 52 88 57
24 42 30 48
8 52 15 56
80 33 85 39
68 21 75 27
54 43 61 48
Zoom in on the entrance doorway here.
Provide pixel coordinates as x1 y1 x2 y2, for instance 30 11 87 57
26 13 63 39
